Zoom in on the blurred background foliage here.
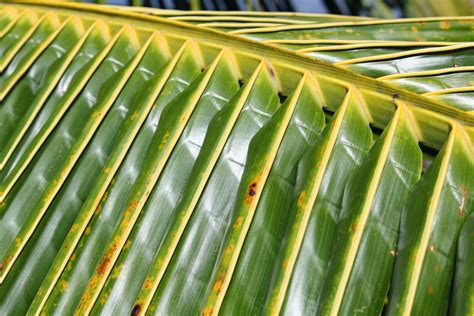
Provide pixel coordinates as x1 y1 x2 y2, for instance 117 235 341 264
88 0 473 18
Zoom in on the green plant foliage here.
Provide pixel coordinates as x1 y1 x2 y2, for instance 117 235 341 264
146 9 474 112
0 2 472 316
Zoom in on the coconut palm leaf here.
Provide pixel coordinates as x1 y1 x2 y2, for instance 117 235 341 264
0 2 472 316
137 9 474 113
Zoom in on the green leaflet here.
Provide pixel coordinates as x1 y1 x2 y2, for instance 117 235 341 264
0 9 38 71
0 12 61 100
0 7 19 37
0 21 115 200
213 78 324 315
73 48 228 315
0 27 155 316
450 212 474 316
39 44 204 315
91 50 240 315
317 105 422 315
234 20 474 42
140 65 279 315
26 32 174 315
388 71 474 95
0 26 144 280
387 127 474 315
204 77 306 313
269 91 373 315
343 46 474 79
0 16 86 169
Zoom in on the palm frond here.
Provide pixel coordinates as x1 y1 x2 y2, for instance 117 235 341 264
0 2 472 316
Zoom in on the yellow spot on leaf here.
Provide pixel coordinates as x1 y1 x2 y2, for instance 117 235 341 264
233 217 243 228
59 280 68 293
427 286 433 295
440 21 450 30
225 244 235 254
111 263 124 279
349 222 359 233
297 191 306 209
159 131 170 149
213 280 223 292
144 278 152 289
70 224 79 233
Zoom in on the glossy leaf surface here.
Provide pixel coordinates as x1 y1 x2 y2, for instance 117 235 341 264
0 2 472 316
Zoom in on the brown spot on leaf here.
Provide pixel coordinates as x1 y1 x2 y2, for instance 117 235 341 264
434 264 441 273
428 245 435 252
95 205 103 215
297 191 306 209
249 183 257 196
440 21 450 30
202 307 214 316
144 278 152 289
267 64 275 79
246 182 258 204
225 244 235 254
130 199 139 209
97 257 111 274
131 304 141 316
213 280 223 293
0 256 13 270
427 286 433 295
349 222 359 233
233 217 243 228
